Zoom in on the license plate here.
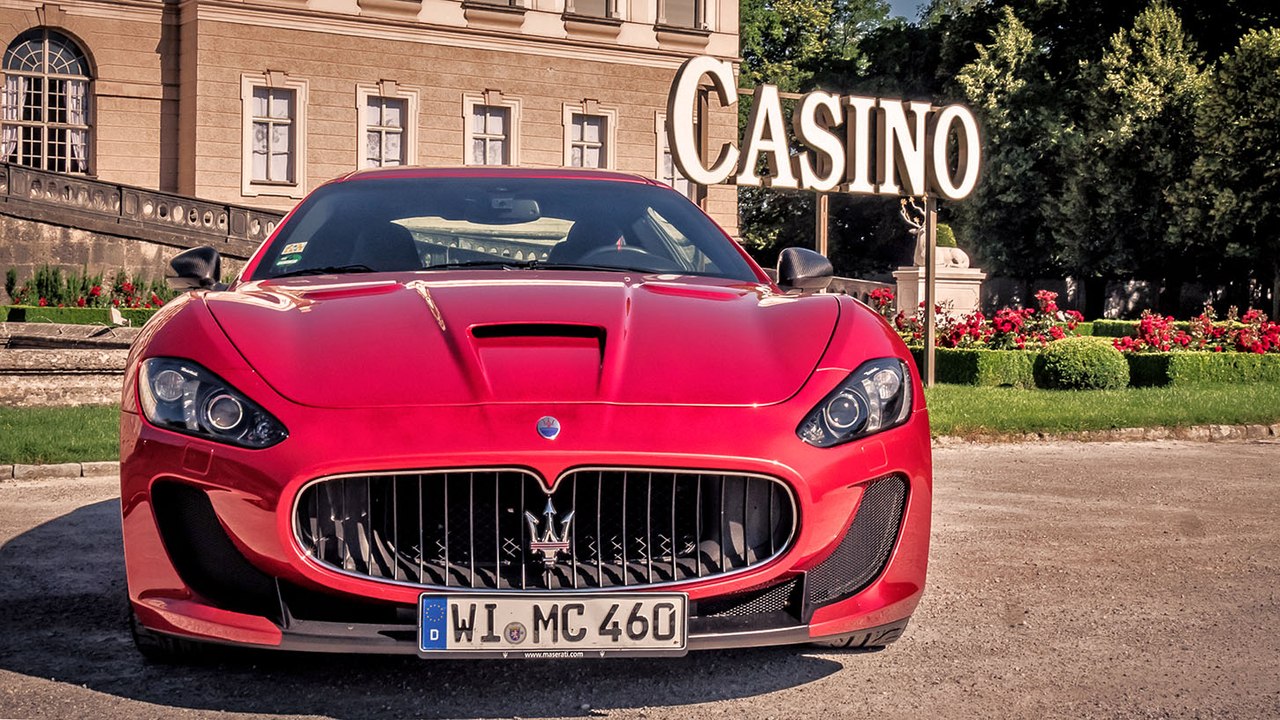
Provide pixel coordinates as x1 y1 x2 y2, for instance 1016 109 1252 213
418 592 688 658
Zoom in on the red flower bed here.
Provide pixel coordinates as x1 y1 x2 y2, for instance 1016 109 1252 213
877 288 1274 355
891 289 1078 349
1116 306 1280 354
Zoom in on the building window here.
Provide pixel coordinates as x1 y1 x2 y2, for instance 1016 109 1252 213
251 87 294 183
357 83 418 169
2 28 92 174
562 102 618 170
569 114 604 167
655 113 697 201
241 73 308 198
471 106 508 165
566 0 615 17
463 91 521 166
659 0 703 28
365 97 404 167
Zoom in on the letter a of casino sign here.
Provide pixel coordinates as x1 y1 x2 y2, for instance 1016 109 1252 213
666 56 982 200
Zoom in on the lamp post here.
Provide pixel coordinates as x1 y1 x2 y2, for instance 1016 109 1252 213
922 196 937 387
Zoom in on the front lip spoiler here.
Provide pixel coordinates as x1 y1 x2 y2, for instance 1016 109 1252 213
140 617 910 656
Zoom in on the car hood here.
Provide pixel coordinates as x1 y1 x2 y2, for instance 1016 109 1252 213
204 273 840 408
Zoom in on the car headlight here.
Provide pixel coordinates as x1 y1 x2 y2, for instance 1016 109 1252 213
138 358 288 449
797 358 913 448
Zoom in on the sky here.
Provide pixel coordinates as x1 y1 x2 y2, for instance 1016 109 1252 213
888 0 922 21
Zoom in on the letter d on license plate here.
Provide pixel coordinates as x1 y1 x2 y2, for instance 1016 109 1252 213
419 592 688 658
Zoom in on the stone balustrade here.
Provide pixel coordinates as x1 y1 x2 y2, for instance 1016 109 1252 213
0 162 285 262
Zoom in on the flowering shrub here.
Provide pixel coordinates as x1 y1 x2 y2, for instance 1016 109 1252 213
5 265 176 310
867 287 896 321
895 289 1079 350
1113 305 1279 355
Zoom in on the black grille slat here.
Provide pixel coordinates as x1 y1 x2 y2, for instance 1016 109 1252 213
296 469 795 591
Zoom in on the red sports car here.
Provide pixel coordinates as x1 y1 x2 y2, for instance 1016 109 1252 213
121 167 931 660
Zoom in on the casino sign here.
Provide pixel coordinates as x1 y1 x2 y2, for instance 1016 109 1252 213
666 55 982 201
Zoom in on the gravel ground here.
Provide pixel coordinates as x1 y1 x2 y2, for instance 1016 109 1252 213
1 440 1278 719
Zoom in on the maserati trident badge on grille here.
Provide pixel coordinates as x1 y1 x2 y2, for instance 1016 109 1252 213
525 498 574 568
536 416 561 439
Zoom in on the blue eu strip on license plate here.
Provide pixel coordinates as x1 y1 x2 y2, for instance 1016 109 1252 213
419 592 688 658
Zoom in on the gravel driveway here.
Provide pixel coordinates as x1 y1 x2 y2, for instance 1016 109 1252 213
1 440 1277 719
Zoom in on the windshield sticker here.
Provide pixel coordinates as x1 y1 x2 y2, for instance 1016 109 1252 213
275 253 303 267
282 242 308 255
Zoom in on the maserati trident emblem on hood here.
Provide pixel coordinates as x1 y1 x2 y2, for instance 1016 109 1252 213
536 416 561 439
525 499 574 568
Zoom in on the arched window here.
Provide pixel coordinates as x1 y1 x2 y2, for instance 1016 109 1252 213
2 29 91 174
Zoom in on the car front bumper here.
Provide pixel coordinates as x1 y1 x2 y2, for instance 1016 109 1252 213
121 392 932 654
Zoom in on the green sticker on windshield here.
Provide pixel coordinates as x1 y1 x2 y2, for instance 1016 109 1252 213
275 253 302 267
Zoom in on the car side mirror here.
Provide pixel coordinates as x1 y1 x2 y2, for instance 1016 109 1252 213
777 247 833 293
168 246 226 291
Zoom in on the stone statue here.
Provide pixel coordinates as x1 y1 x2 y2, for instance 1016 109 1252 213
900 198 970 269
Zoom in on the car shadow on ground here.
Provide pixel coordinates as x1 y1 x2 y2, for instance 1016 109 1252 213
0 500 850 718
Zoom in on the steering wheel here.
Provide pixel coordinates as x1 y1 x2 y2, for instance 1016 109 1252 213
575 245 683 273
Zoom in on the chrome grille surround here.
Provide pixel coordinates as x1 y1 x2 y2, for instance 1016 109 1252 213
292 467 797 592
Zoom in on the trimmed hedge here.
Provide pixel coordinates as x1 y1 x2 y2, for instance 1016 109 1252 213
1033 337 1129 390
1074 321 1094 337
1091 319 1140 337
911 347 1037 388
1127 351 1280 387
2 304 158 326
1090 319 1215 338
912 344 1280 389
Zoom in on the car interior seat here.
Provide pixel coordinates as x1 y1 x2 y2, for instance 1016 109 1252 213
548 216 624 264
349 222 421 272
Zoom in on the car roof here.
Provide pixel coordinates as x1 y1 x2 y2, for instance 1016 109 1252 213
334 166 662 186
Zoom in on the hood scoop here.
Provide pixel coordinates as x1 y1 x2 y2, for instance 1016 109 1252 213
470 323 606 402
471 323 605 343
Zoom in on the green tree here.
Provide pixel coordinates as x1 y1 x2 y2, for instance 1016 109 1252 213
1182 28 1280 314
739 0 889 89
737 0 894 274
1057 2 1206 314
952 7 1064 280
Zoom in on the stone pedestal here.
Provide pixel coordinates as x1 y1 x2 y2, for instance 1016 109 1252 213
893 266 987 317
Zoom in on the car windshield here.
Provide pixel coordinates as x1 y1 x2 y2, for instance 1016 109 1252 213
250 177 760 282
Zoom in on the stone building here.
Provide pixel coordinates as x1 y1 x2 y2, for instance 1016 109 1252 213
0 0 740 236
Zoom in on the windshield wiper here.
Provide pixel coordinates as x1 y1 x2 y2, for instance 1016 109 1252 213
423 259 535 271
273 264 377 278
424 259 648 273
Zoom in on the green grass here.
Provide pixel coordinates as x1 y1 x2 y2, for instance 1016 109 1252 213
925 382 1280 436
0 405 119 464
4 385 1280 464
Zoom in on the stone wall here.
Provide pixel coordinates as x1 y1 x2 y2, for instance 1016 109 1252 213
0 349 126 407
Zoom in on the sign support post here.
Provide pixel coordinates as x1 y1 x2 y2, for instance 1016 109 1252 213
815 193 829 256
922 195 937 387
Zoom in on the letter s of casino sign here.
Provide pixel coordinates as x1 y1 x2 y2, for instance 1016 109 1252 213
667 56 982 200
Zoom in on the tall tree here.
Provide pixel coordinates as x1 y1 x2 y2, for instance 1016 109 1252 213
952 7 1064 280
737 0 894 274
1181 28 1280 314
1056 2 1206 314
740 0 890 89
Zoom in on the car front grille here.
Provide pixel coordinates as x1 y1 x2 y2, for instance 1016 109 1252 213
294 468 796 591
